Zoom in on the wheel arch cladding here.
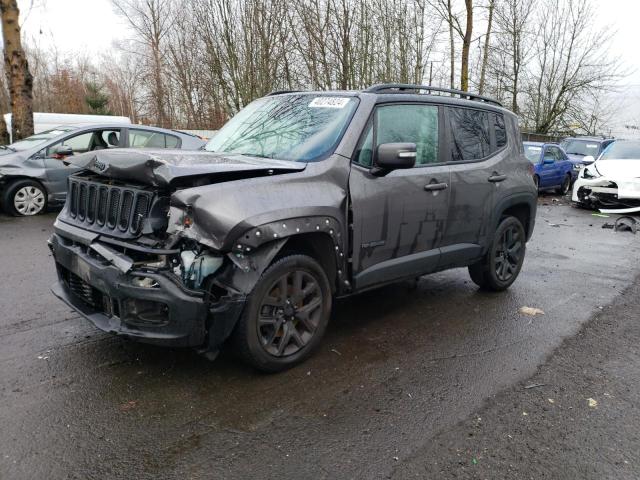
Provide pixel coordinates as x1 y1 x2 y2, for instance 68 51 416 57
501 202 533 239
228 216 348 294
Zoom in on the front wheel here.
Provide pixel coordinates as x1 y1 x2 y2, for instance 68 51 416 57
556 173 571 195
533 175 540 192
468 216 526 291
2 179 48 216
232 254 332 372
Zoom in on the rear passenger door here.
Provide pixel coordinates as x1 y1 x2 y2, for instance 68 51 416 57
349 103 450 290
441 108 507 267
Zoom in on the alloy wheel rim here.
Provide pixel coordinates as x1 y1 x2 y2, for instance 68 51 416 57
257 270 323 357
562 176 570 194
14 186 45 215
494 225 522 282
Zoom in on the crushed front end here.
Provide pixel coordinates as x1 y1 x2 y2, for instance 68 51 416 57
48 171 246 352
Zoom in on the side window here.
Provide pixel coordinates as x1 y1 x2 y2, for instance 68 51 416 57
129 129 180 149
375 104 439 166
165 135 180 148
543 147 555 162
494 114 507 149
448 107 490 161
46 132 93 157
101 130 121 148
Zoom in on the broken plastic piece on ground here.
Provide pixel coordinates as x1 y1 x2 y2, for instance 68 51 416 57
591 213 610 218
587 398 598 408
600 206 640 214
614 216 638 234
602 223 615 229
524 383 546 389
519 306 545 316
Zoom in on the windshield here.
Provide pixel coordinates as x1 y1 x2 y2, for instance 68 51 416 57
599 141 640 160
205 95 359 162
7 127 76 152
560 139 600 157
523 144 542 163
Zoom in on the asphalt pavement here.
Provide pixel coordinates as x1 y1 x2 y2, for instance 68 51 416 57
1 195 640 479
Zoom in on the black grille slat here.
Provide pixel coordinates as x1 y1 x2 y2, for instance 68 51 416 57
87 186 97 223
69 182 78 217
130 195 150 233
78 184 88 220
63 177 154 238
107 190 121 228
97 187 108 225
118 191 134 231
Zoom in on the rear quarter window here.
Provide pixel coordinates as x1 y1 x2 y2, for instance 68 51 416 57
447 107 491 161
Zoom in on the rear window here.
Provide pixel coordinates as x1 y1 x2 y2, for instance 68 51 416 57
447 107 491 161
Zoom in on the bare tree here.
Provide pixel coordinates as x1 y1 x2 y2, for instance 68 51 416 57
112 0 174 127
0 0 33 140
524 0 621 133
478 0 495 94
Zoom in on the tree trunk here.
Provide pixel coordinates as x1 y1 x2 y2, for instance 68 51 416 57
447 0 455 89
460 0 473 91
0 0 33 141
478 0 494 95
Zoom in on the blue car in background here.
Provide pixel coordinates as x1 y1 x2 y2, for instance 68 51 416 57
524 142 579 194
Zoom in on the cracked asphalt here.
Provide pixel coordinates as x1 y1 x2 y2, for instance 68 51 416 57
1 194 640 479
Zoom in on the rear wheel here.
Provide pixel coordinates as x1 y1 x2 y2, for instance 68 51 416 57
468 216 526 291
556 173 571 195
232 254 332 372
2 179 48 216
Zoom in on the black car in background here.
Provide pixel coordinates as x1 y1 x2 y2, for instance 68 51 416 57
0 124 206 216
560 136 614 165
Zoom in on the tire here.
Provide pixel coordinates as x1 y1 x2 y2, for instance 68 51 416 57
556 173 571 195
231 254 332 372
2 179 48 216
533 175 540 192
468 216 526 291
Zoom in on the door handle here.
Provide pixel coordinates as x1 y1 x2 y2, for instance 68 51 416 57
424 182 448 191
488 174 507 183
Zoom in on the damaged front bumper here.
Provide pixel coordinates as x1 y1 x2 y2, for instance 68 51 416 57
572 175 640 212
48 222 245 350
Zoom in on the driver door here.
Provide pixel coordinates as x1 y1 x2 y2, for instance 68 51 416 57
349 103 449 290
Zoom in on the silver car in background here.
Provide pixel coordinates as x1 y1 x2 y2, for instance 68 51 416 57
0 124 206 216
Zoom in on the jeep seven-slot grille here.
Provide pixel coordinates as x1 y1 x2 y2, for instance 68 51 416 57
67 178 153 237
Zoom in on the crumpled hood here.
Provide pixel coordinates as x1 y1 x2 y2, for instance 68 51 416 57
594 159 640 179
66 148 306 188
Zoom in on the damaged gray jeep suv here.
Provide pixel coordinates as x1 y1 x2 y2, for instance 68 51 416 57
49 84 536 371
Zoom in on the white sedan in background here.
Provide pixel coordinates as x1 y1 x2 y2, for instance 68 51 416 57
572 140 640 214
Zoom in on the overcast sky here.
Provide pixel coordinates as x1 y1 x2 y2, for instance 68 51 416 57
13 0 640 135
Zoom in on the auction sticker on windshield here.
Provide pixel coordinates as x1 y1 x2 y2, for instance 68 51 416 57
309 97 350 108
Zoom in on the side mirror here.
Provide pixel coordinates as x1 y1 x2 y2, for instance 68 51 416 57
372 143 416 175
53 145 73 159
583 155 595 164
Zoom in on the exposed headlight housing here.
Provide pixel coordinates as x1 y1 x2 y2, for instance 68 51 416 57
573 163 582 171
582 166 599 179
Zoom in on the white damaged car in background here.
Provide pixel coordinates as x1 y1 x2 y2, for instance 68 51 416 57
572 140 640 214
